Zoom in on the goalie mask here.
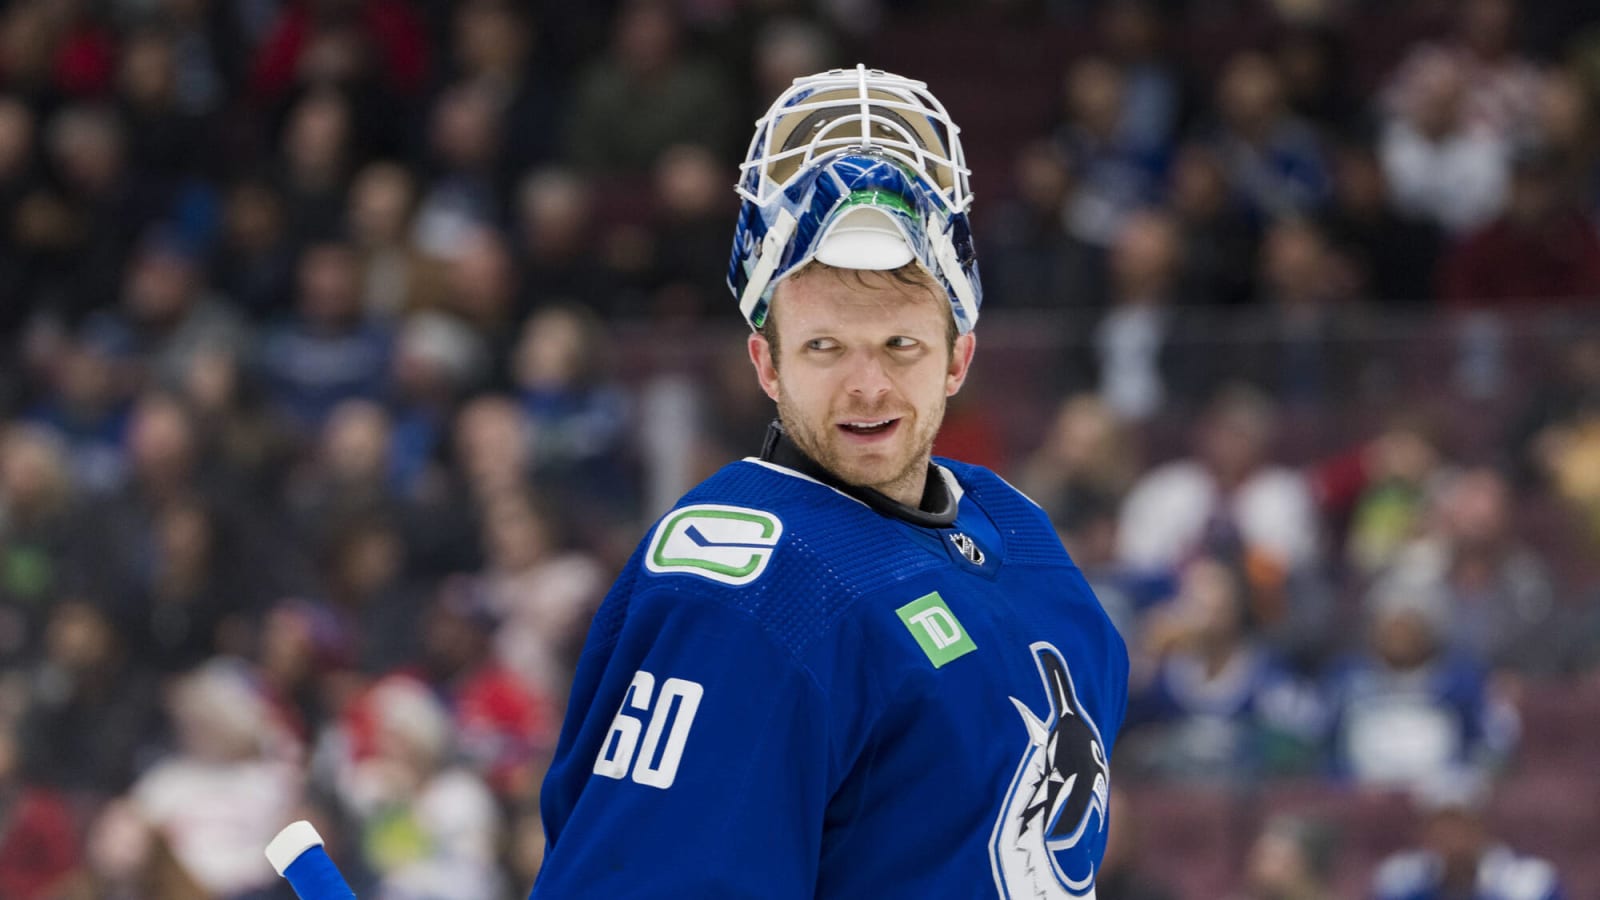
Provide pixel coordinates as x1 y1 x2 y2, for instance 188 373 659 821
728 65 982 334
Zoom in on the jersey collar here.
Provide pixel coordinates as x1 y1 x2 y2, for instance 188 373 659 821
758 420 959 528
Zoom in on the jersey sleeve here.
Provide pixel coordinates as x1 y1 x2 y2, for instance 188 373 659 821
531 586 832 899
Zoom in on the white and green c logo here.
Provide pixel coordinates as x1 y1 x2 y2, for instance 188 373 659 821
645 505 783 586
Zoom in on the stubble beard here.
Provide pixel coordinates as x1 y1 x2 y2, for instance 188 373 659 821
776 390 946 504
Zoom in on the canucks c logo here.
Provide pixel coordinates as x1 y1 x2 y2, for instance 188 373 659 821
989 642 1110 899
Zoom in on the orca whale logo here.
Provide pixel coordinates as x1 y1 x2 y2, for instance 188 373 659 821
989 642 1110 899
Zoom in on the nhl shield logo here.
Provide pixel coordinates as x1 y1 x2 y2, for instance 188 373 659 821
950 532 985 565
989 642 1110 898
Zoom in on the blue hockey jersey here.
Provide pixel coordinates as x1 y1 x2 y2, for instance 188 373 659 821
533 439 1129 898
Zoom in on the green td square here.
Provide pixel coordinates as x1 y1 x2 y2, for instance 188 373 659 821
895 592 977 668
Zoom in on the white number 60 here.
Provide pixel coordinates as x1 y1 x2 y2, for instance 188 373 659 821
593 670 704 789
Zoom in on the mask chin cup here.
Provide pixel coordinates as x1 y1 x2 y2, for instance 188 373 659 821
814 206 917 270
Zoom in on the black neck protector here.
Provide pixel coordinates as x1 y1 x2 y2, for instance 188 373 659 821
758 420 958 528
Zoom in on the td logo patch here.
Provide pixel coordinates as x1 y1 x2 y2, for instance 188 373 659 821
896 592 977 668
645 505 783 586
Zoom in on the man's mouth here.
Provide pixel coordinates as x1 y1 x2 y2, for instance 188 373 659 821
837 418 901 437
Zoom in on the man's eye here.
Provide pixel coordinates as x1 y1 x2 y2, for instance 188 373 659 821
887 337 921 349
806 338 839 351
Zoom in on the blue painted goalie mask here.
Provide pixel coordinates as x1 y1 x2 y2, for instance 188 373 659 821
728 65 982 334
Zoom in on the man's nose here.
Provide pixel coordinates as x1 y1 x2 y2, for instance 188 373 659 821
844 349 892 398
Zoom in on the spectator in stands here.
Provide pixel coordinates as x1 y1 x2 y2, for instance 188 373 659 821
677 337 779 492
1328 419 1449 579
248 0 429 110
1440 142 1600 308
1319 138 1444 306
646 143 735 320
479 490 604 707
1124 553 1326 780
1055 485 1149 643
210 175 296 320
1325 576 1519 787
274 87 358 246
115 24 217 192
23 321 138 495
126 658 303 900
289 398 400 531
1021 396 1154 639
125 496 255 674
510 303 636 516
1274 24 1361 138
259 236 394 433
79 393 265 670
1056 53 1169 249
176 339 299 506
1097 0 1187 156
440 225 522 376
1019 391 1140 513
39 103 149 321
114 388 202 502
1093 209 1191 422
1372 770 1562 900
1208 50 1331 222
0 730 79 900
1536 68 1600 224
1263 818 1344 900
984 139 1101 311
562 0 737 175
312 514 427 675
1168 141 1258 308
409 575 557 798
1233 815 1337 900
1117 384 1323 615
386 311 488 495
18 600 163 796
256 599 342 749
0 94 37 334
451 392 533 505
79 794 208 899
1381 0 1544 144
512 166 620 316
1383 466 1562 672
346 160 442 320
1380 52 1510 235
0 425 77 660
412 82 505 260
447 0 562 177
114 226 250 392
1513 332 1600 544
382 388 527 575
1249 217 1355 412
151 0 247 118
332 674 504 900
0 0 116 101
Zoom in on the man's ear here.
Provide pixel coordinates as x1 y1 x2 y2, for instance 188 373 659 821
946 332 976 397
749 332 781 402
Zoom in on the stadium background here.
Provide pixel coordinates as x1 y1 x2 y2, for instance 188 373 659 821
2 0 1600 896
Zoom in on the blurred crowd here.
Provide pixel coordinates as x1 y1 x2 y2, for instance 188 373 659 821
3 0 1600 897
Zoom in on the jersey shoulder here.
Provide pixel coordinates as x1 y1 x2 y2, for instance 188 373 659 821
595 459 949 661
937 458 1072 567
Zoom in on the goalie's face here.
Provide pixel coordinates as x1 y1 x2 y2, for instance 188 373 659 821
749 265 975 506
